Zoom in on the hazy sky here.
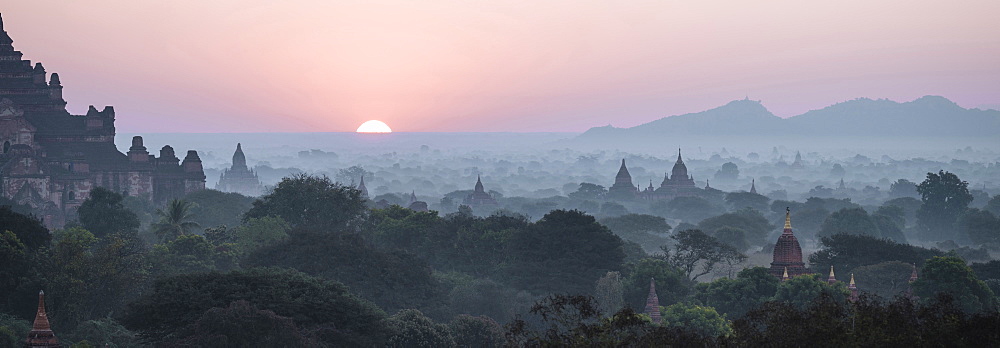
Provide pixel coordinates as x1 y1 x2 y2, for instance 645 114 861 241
5 1 999 132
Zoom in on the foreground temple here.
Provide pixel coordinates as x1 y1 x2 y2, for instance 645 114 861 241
25 291 59 348
0 14 205 227
770 208 810 278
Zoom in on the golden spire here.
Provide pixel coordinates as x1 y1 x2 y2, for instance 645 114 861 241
782 267 789 280
849 273 856 287
784 207 792 230
829 265 835 279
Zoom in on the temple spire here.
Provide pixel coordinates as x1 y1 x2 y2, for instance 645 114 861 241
849 273 859 302
750 178 757 194
231 143 247 170
783 207 792 231
358 175 368 198
676 148 683 163
475 175 485 193
644 278 662 323
828 265 837 285
782 267 789 281
909 264 918 283
25 290 59 347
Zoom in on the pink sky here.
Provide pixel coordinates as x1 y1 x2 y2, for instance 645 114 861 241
4 1 999 132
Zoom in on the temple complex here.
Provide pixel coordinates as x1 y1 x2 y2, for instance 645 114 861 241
0 14 205 227
216 143 263 196
608 149 700 201
463 175 498 209
769 208 810 278
25 290 59 348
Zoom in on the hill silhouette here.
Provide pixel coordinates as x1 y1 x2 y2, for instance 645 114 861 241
577 96 1000 141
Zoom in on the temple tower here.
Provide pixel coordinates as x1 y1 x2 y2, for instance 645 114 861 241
849 274 859 302
25 291 60 348
216 143 264 196
357 175 368 198
770 208 809 278
463 175 498 208
644 278 662 323
827 266 837 285
608 159 638 199
750 178 757 194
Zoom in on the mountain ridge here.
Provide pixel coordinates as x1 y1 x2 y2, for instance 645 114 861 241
577 95 1000 139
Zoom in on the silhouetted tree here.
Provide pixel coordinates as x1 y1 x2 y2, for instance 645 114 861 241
916 170 973 239
243 174 367 229
0 206 50 251
77 187 140 239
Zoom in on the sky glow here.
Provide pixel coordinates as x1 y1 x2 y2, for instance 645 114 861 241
4 1 999 132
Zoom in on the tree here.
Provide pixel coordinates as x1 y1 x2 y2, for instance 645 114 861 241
148 234 237 277
244 229 446 316
773 274 849 309
448 315 504 348
724 192 769 212
243 174 367 229
695 267 780 319
809 234 943 274
817 208 881 239
714 162 739 182
505 210 625 295
384 309 455 348
664 229 746 281
231 216 291 255
166 300 318 348
659 303 732 338
653 196 725 224
183 189 255 229
77 187 140 239
712 226 749 252
851 261 916 298
599 214 672 254
888 179 919 198
569 183 607 200
621 258 693 311
958 209 1000 245
916 171 973 239
335 165 373 185
120 268 387 346
594 271 625 316
912 256 997 313
985 195 1000 216
151 199 200 242
696 208 773 247
0 206 50 251
69 318 140 348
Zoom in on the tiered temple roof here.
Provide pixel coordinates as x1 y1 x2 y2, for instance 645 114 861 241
770 208 809 278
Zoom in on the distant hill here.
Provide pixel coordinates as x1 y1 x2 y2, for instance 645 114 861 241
576 96 1000 141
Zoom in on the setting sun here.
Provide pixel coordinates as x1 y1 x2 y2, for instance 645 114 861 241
356 120 392 133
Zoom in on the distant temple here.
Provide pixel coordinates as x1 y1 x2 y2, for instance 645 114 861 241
25 290 59 348
216 143 263 196
770 208 810 278
611 149 698 201
463 175 498 208
0 14 205 227
407 191 428 212
607 159 638 199
357 175 369 198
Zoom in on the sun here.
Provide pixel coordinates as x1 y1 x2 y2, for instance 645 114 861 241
356 120 392 133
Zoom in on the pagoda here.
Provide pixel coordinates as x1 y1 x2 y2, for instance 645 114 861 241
769 208 810 278
25 291 60 348
462 176 498 209
607 159 638 200
644 278 662 323
0 13 206 227
216 143 264 196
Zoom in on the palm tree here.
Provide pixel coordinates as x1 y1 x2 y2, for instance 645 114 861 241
152 199 200 241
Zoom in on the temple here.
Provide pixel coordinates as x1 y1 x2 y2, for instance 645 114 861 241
25 290 59 348
607 159 638 199
216 143 263 196
610 149 699 201
407 191 428 212
769 208 810 278
644 278 662 323
463 175 498 209
0 14 205 227
357 175 368 198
